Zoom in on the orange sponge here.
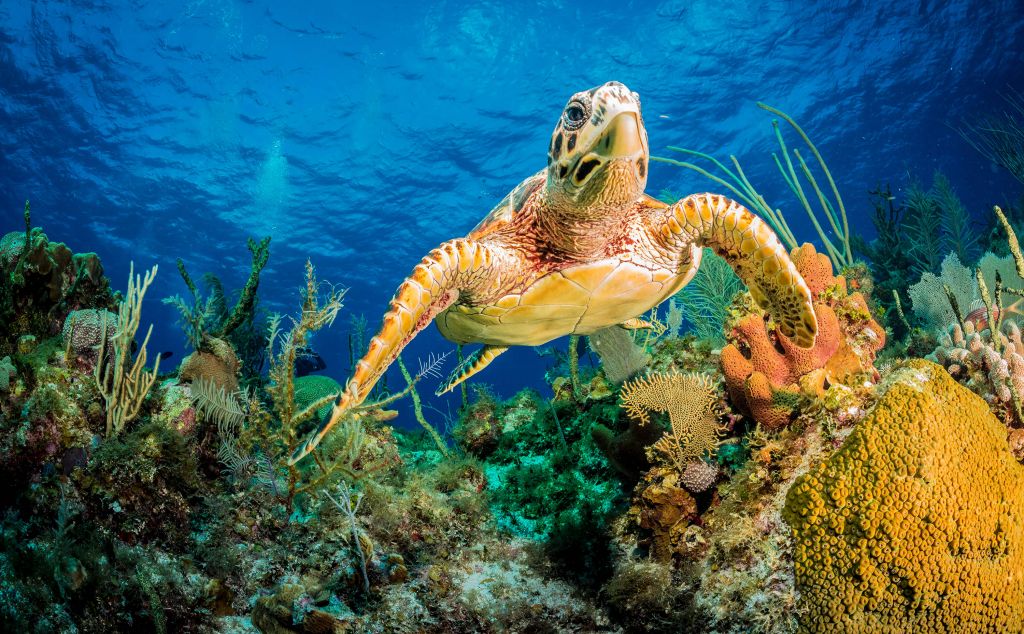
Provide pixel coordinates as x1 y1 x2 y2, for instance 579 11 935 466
722 243 884 430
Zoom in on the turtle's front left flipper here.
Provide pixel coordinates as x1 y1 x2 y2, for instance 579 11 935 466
654 193 817 348
290 239 508 464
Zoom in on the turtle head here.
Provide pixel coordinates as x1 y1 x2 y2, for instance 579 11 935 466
545 81 648 209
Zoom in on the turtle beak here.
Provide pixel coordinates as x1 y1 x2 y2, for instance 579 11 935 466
594 112 645 159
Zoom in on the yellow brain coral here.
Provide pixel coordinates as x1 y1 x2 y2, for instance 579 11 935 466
783 360 1024 633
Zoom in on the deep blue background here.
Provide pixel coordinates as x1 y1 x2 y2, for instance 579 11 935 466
2 0 1022 424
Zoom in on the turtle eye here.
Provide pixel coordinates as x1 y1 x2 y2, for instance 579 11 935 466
563 100 588 130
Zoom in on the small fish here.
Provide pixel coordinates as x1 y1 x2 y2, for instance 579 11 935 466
295 345 327 377
964 298 1023 332
158 351 174 361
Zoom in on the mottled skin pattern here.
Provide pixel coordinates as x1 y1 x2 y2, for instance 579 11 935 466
290 81 817 464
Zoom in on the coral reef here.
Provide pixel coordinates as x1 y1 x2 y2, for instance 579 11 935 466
721 243 885 430
932 320 1024 428
784 360 1024 632
0 206 114 357
9 209 1024 633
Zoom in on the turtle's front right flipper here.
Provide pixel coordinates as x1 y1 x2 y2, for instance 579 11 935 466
289 239 506 465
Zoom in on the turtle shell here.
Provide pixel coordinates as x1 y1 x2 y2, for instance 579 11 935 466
467 170 545 240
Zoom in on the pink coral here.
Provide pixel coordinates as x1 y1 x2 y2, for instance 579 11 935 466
932 320 1024 425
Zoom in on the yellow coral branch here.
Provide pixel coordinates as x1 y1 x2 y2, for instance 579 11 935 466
94 262 161 436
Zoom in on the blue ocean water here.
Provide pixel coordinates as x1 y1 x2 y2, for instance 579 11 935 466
1 0 1022 416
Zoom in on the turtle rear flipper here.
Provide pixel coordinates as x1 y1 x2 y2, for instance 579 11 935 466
435 345 508 396
657 193 817 348
289 238 510 465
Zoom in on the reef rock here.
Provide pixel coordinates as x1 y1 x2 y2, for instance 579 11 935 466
179 336 241 392
62 309 118 367
0 226 113 356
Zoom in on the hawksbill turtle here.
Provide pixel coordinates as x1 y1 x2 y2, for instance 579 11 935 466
290 81 817 464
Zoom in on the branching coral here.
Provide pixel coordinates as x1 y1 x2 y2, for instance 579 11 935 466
322 481 371 595
236 261 355 510
925 207 1024 429
218 262 407 514
784 360 1024 632
721 243 884 430
94 263 161 437
164 237 271 349
933 315 1024 427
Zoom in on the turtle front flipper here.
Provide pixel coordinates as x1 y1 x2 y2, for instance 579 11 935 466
289 239 509 465
656 193 817 348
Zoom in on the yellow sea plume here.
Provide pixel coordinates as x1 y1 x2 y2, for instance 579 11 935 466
620 372 722 469
783 360 1024 633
